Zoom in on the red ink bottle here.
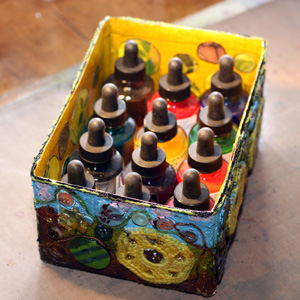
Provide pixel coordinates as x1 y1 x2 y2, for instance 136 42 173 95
79 118 123 193
135 97 188 170
178 127 228 201
94 83 136 165
167 169 214 211
200 55 248 125
147 57 200 135
104 40 154 127
123 132 177 204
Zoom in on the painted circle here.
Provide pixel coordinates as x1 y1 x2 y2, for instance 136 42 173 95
118 39 160 75
70 88 89 144
70 237 110 270
94 224 113 241
197 42 226 64
44 155 60 180
58 192 75 207
156 218 174 231
175 53 198 74
234 53 256 73
132 212 149 226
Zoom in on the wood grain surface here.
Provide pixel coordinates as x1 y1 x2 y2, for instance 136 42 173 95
0 0 220 103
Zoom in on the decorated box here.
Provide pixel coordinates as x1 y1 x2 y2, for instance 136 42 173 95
31 17 266 297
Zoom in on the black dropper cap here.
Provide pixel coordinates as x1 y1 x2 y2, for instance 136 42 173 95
144 98 177 142
199 92 233 136
188 127 223 173
174 169 210 211
94 83 127 128
159 57 190 102
211 55 242 98
117 172 151 201
115 40 146 82
79 118 114 167
131 132 167 178
61 160 95 188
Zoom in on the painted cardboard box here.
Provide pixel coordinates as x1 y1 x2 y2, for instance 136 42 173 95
31 17 266 297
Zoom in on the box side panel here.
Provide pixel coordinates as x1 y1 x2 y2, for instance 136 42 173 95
33 176 227 296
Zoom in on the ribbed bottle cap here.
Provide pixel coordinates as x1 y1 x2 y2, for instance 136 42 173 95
188 127 222 173
199 91 233 136
174 168 210 211
79 118 114 167
115 40 146 82
159 57 190 101
131 132 167 178
61 160 94 188
211 55 242 98
117 172 150 201
144 98 177 142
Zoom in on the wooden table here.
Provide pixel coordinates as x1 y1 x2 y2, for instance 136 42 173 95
1 0 299 299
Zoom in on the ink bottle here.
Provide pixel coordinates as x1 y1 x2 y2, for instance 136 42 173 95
79 118 123 193
104 40 154 127
135 97 188 170
147 57 200 135
117 172 150 202
94 83 136 165
61 160 95 189
177 127 228 201
200 55 248 125
167 169 214 211
123 132 177 204
189 91 238 163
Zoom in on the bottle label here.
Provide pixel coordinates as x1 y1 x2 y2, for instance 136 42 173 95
177 115 198 136
223 151 233 164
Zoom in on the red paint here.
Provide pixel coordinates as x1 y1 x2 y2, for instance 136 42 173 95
177 159 228 194
147 91 200 125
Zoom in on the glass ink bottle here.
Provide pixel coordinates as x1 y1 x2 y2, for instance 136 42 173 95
123 132 177 204
178 127 228 201
104 40 154 127
167 169 214 211
94 83 136 165
117 172 151 202
190 91 238 163
147 57 200 135
200 54 248 125
61 159 95 189
79 118 123 193
135 97 188 170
